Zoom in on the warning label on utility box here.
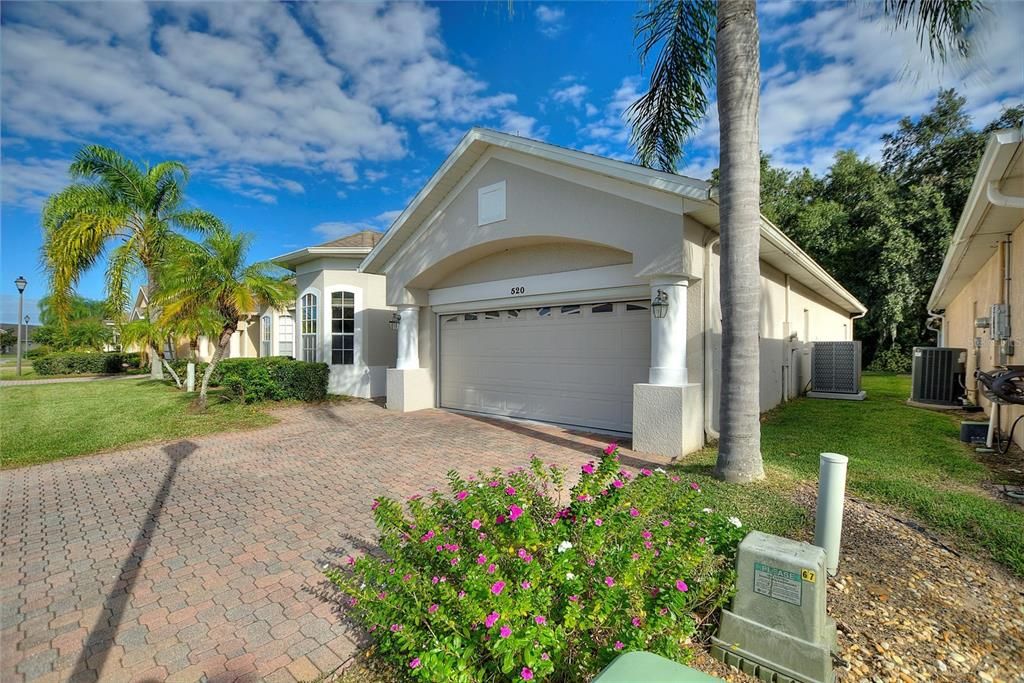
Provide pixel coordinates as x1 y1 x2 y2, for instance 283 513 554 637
753 562 802 606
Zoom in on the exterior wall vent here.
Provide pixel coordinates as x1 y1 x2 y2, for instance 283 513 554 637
910 347 967 407
808 341 865 401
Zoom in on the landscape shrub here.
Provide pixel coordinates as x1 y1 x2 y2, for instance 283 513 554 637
25 346 52 359
326 446 745 682
868 347 912 373
218 357 329 402
34 351 141 375
167 359 213 384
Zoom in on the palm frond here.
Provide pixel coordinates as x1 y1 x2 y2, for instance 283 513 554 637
170 208 225 234
882 0 985 62
627 0 717 172
105 240 143 321
69 145 147 207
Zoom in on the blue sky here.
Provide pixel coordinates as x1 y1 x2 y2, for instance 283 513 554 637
2 1 1022 322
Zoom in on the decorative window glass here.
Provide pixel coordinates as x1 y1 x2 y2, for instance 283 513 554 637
331 291 355 365
465 313 478 321
592 303 614 313
507 309 520 319
444 315 460 324
261 315 272 357
278 315 294 357
626 302 649 312
485 311 500 320
537 307 551 317
301 293 318 361
560 305 581 315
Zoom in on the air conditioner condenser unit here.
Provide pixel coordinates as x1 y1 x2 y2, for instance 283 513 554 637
807 341 866 401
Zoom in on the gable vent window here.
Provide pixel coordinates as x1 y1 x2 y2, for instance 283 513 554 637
478 181 507 226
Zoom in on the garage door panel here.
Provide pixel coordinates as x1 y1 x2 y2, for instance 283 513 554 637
440 302 649 432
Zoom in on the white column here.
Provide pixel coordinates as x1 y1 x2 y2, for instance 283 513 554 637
649 278 688 386
396 305 420 370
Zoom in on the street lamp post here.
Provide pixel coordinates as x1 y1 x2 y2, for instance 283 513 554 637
14 276 27 377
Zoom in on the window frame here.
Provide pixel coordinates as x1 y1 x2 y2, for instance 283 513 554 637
330 290 356 366
261 315 272 357
278 313 294 358
300 292 319 362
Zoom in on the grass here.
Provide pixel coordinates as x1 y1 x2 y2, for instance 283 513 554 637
674 373 1024 577
0 378 277 468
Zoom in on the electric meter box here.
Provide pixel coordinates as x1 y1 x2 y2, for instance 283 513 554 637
712 531 836 683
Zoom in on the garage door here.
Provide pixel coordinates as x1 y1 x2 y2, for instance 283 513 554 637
439 300 651 432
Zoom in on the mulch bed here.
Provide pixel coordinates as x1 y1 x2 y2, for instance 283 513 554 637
692 488 1024 683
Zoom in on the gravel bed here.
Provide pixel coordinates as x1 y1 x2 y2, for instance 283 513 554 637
692 490 1024 683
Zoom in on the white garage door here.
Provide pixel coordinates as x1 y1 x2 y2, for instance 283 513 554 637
439 300 651 432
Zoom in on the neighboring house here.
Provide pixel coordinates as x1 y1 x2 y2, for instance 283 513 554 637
928 127 1023 450
361 128 865 458
271 230 395 399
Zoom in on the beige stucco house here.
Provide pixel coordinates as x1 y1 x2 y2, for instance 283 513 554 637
271 231 395 399
929 127 1024 450
360 128 866 458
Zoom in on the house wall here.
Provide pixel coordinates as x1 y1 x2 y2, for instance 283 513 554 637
943 218 1024 449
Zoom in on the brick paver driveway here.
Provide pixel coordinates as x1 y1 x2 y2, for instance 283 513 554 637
1 401 647 682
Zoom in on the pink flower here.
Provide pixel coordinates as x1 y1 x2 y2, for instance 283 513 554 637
420 530 435 542
377 592 387 600
471 519 482 530
581 462 595 475
429 604 439 614
450 557 459 566
402 574 411 582
670 475 680 482
604 443 618 455
661 520 671 527
496 514 507 524
699 537 706 544
577 494 591 502
508 504 524 521
390 623 402 632
456 490 468 500
676 579 689 592
477 553 487 565
632 617 641 627
568 595 579 602
458 591 466 599
690 482 700 491
614 641 624 651
409 657 420 669
491 581 506 595
436 545 443 552
594 518 603 527
522 554 533 564
505 486 516 495
640 468 653 477
371 499 380 510
489 480 500 487
641 530 652 540
518 548 528 559
631 553 640 560
605 576 615 587
521 580 531 589
659 607 669 616
521 667 534 680
643 540 653 550
541 653 550 661
487 563 496 574
485 611 500 628
535 615 546 625
479 532 487 540
629 507 639 517
500 625 512 638
345 556 356 566
611 479 624 489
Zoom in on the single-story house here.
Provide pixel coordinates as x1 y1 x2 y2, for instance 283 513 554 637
270 230 395 399
928 126 1023 450
357 128 866 458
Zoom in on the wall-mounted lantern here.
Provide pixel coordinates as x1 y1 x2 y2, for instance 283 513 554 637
651 289 669 319
388 312 401 331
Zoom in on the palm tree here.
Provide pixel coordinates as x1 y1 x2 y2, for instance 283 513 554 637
158 229 294 409
120 318 183 387
628 0 982 483
41 145 222 379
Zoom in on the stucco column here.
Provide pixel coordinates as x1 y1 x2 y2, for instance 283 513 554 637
396 305 420 370
648 278 688 386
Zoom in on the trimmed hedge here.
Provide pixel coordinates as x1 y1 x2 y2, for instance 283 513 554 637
217 357 329 403
167 359 215 384
34 351 142 375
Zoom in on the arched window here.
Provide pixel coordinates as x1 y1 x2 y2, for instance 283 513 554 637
301 293 318 361
261 315 272 357
278 314 294 357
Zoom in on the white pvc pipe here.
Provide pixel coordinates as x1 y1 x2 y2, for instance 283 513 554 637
814 452 849 576
186 362 196 393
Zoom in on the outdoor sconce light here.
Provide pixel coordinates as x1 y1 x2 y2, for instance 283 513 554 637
651 289 669 319
388 312 401 331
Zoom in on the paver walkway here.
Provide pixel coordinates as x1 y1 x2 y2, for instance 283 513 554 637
0 375 145 387
1 401 654 682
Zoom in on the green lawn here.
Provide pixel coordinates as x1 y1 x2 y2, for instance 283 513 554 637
1 379 276 468
674 373 1024 577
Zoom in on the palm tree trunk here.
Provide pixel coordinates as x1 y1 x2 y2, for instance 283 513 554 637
145 278 164 380
197 325 235 410
713 0 765 483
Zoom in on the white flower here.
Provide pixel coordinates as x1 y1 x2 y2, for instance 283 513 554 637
728 516 742 528
557 541 573 553
360 583 366 589
654 467 667 474
566 572 576 580
702 508 713 514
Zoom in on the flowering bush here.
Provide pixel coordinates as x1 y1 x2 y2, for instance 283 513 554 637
325 445 745 681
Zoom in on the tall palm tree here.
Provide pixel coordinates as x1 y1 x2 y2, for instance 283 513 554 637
41 145 222 379
158 229 294 409
120 317 183 387
628 0 982 483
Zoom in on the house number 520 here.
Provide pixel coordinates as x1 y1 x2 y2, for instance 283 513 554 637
510 286 526 295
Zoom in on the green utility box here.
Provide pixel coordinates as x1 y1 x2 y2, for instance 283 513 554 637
711 531 836 683
593 652 724 682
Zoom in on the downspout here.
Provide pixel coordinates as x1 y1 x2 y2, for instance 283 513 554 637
703 233 721 442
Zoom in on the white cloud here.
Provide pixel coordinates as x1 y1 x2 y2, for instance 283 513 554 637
500 112 548 140
535 5 566 38
313 209 401 240
580 76 644 149
1 157 71 208
552 81 590 109
1 1 535 205
207 166 306 205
